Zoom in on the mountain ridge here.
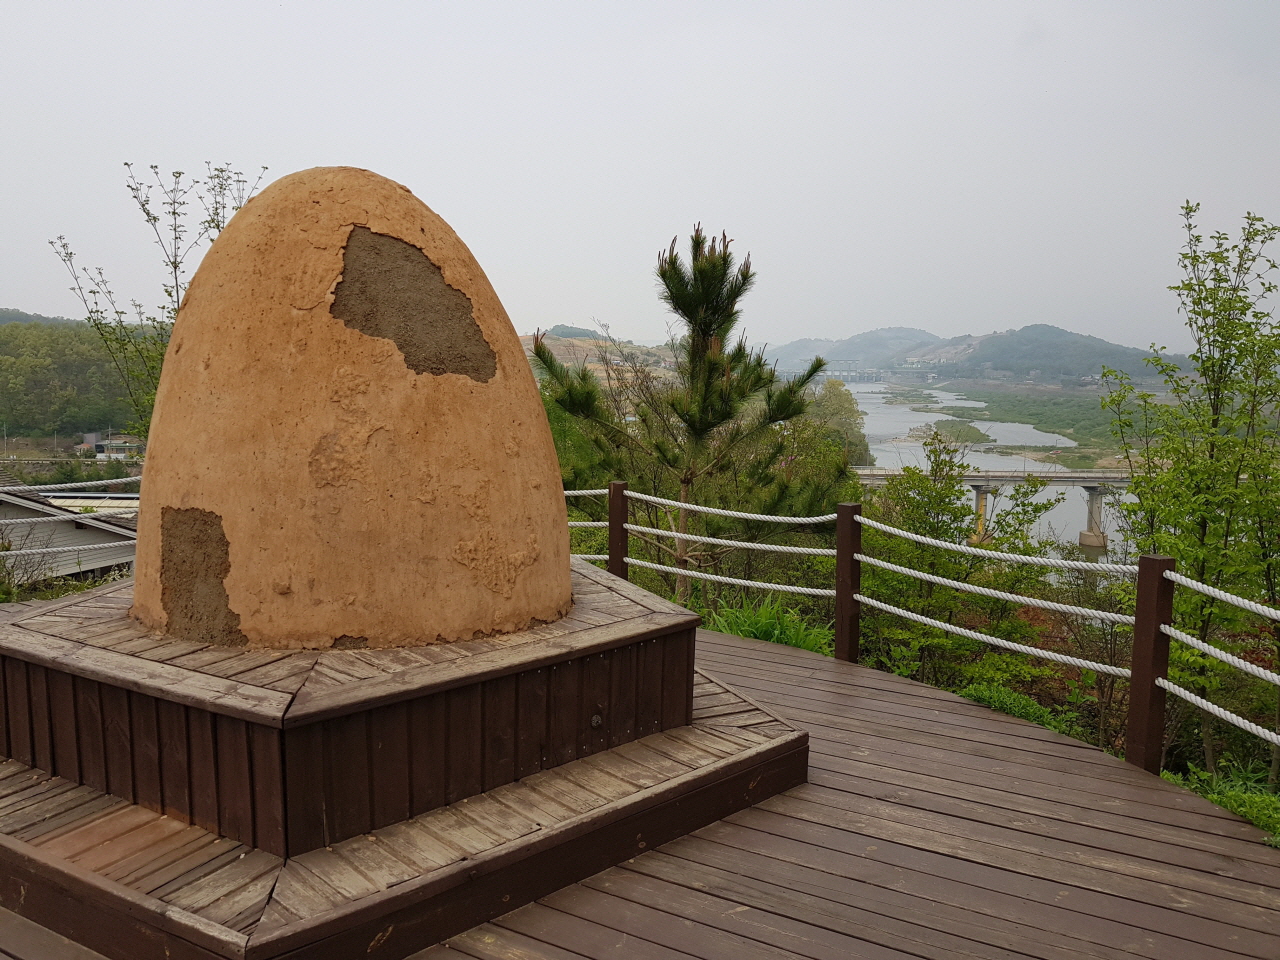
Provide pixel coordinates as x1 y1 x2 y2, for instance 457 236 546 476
765 323 1189 380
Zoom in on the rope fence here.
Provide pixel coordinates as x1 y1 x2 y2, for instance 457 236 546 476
855 514 1140 575
1162 623 1280 687
625 523 836 556
0 511 138 527
856 553 1136 625
0 541 136 559
624 490 836 524
568 480 1280 768
1 477 141 494
624 558 836 598
1157 678 1280 748
855 592 1131 677
1165 570 1280 622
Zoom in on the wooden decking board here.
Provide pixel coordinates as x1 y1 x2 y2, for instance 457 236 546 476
701 654 1106 750
2 626 1279 959
775 782 1280 911
800 700 1251 825
651 840 1125 960
582 865 951 960
535 883 804 960
806 760 1280 876
493 903 704 960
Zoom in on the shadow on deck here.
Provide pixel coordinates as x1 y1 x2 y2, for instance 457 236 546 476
3 628 1277 959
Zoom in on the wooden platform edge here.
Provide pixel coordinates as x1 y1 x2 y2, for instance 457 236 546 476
0 828 247 960
283 611 700 726
246 734 809 960
0 623 292 725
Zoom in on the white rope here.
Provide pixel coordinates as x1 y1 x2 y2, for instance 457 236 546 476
625 524 836 557
1164 571 1280 622
854 514 1139 575
0 477 141 494
572 554 608 562
1156 678 1280 747
857 553 1135 625
0 511 138 527
564 489 608 497
856 592 1131 677
624 558 837 597
0 541 135 559
625 491 836 524
568 521 608 529
1161 624 1280 687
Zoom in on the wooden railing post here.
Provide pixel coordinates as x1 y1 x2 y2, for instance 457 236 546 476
607 481 629 580
1126 554 1176 774
835 503 860 662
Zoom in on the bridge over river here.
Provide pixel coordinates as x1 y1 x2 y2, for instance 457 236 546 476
851 468 1131 548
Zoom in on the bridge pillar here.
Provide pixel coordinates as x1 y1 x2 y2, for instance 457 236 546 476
969 484 998 543
1079 485 1107 551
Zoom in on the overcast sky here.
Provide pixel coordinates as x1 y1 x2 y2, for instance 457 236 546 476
3 1 1279 353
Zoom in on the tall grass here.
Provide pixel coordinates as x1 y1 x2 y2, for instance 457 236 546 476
706 597 833 656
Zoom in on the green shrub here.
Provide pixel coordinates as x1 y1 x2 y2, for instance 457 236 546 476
707 598 833 656
1162 764 1280 846
959 682 1057 725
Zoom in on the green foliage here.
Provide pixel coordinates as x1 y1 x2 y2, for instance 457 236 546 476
1163 763 1280 845
0 309 75 325
909 419 993 445
0 568 130 605
707 597 833 656
51 162 266 437
808 379 873 465
1103 202 1280 777
0 323 134 434
536 223 841 603
960 682 1057 725
932 392 1114 445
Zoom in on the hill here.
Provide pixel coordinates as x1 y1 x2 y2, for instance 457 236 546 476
0 308 75 325
769 324 1189 380
545 324 597 340
767 327 940 368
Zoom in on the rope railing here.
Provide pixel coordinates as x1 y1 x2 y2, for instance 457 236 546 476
855 514 1140 575
855 593 1131 677
568 521 608 529
1157 678 1280 748
564 489 608 497
568 481 1280 771
624 490 837 524
0 511 138 527
1164 570 1280 622
0 541 135 559
1161 624 1280 687
0 477 142 494
624 558 836 598
856 553 1135 625
624 523 836 557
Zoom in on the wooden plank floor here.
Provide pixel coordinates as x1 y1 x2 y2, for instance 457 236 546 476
3 627 1279 958
421 629 1280 960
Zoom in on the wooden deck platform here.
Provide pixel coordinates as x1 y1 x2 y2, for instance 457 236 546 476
422 630 1280 960
4 627 1279 958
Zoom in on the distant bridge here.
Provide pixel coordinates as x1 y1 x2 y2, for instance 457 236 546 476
851 468 1130 548
851 468 1130 488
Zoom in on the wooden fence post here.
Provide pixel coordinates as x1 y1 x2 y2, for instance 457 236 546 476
1126 554 1176 774
607 481 629 581
835 503 861 662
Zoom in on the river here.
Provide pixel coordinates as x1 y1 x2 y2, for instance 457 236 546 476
850 384 1115 547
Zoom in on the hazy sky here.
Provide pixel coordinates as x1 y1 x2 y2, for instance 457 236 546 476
4 1 1279 353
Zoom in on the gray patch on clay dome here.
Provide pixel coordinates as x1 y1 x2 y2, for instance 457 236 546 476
331 226 497 382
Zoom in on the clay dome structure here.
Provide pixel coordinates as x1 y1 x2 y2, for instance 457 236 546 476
0 169 805 960
130 166 572 649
